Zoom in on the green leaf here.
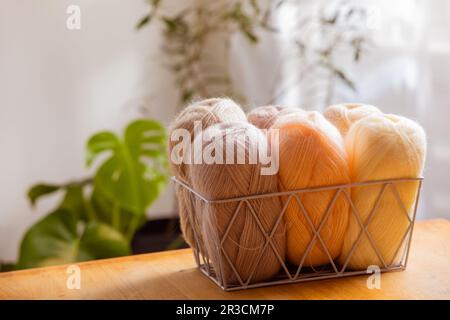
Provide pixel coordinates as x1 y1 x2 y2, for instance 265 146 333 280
181 90 194 103
333 68 356 91
124 119 166 157
86 131 119 166
166 234 186 250
17 209 130 269
321 60 357 92
242 29 259 43
27 180 93 223
27 184 61 207
0 262 15 272
151 0 162 7
161 17 178 32
59 184 87 220
249 0 261 15
86 119 168 215
90 188 146 235
136 0 162 30
136 14 152 30
77 222 130 261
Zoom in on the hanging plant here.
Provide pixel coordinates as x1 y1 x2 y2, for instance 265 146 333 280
137 0 371 110
137 0 283 108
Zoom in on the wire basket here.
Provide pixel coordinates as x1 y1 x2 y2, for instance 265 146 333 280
173 176 423 291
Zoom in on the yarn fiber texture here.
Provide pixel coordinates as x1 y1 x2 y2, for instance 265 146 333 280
168 98 247 248
188 122 286 285
338 114 426 269
272 110 350 267
247 105 299 129
324 103 382 136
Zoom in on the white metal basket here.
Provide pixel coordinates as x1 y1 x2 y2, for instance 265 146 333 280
173 176 423 291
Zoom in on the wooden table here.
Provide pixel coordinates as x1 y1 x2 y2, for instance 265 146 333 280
1 219 449 300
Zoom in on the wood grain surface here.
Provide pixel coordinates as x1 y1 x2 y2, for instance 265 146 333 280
0 219 449 299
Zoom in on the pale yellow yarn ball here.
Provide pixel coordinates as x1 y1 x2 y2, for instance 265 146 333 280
339 114 426 269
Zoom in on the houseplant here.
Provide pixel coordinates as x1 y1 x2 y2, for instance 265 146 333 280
16 119 168 269
137 0 371 110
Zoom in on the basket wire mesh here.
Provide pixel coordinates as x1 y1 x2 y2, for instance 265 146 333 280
173 176 423 291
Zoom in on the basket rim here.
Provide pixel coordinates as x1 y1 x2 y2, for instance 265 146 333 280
171 176 424 204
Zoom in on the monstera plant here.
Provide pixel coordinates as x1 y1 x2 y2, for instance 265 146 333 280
17 119 168 269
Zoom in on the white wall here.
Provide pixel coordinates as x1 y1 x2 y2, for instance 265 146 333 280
0 0 178 262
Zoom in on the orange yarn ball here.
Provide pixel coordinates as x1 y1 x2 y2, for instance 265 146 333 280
272 110 350 267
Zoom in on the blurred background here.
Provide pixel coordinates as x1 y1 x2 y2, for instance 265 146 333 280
1 0 449 269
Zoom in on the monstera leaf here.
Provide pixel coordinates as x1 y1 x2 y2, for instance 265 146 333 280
86 119 168 215
17 118 168 270
27 183 61 207
17 209 129 269
90 187 147 236
27 180 93 221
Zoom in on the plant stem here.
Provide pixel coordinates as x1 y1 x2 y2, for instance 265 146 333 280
112 201 121 231
125 214 142 242
84 198 97 221
67 177 93 188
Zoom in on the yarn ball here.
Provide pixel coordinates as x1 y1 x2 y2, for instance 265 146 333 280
338 114 426 269
272 110 350 267
168 98 247 248
247 105 299 129
324 103 382 136
188 122 286 285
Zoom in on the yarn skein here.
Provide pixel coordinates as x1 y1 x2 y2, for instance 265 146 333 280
247 105 299 129
338 114 426 269
168 98 247 248
324 103 382 136
272 110 350 267
189 122 286 285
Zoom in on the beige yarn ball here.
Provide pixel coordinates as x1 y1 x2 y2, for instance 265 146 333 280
247 105 300 129
168 98 247 248
324 103 382 136
189 122 286 285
